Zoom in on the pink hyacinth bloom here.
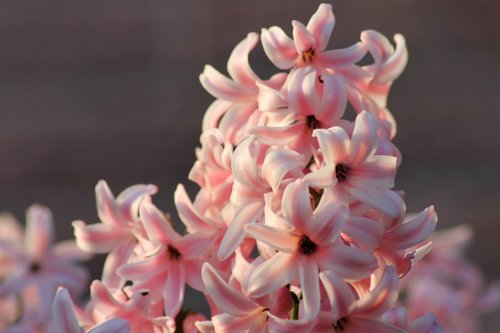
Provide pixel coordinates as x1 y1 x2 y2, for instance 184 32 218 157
0 204 90 325
245 180 377 319
89 280 174 333
73 180 157 288
315 266 405 332
118 196 212 317
261 3 367 84
307 111 399 217
52 287 130 333
199 262 314 333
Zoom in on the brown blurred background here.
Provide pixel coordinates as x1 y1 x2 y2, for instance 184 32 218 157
0 0 498 330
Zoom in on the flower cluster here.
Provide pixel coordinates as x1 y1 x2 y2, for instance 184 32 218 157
2 3 493 333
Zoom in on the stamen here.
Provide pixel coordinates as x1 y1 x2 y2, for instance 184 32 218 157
167 244 182 260
299 235 318 255
335 163 349 182
301 48 315 64
306 115 320 130
333 317 349 330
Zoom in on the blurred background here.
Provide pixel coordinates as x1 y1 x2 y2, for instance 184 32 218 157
0 0 498 330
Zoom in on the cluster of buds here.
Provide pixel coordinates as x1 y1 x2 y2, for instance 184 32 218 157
7 3 496 332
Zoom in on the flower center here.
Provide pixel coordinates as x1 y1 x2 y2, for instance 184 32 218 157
301 48 315 64
167 244 182 260
298 235 318 255
333 317 349 330
29 262 41 273
335 163 349 182
306 115 320 130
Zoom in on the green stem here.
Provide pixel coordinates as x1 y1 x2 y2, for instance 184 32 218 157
290 291 300 320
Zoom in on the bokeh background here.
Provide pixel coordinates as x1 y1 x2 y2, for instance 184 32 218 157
0 0 498 330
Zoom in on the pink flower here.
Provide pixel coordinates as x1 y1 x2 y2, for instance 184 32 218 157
52 287 130 333
245 180 377 319
0 204 90 325
73 180 157 288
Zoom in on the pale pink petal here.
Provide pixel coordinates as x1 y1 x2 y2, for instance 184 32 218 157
262 148 305 193
261 26 298 70
346 185 400 218
244 223 297 253
342 217 384 250
202 99 232 132
200 65 255 102
350 155 397 189
282 180 313 231
250 122 304 146
96 180 126 227
202 263 257 316
310 202 348 244
51 240 92 262
227 32 260 86
174 184 210 233
101 240 136 288
376 34 408 84
356 266 399 317
219 102 258 144
314 127 349 165
319 244 377 281
292 20 316 52
409 313 442 333
118 248 166 281
25 204 54 258
177 232 214 260
316 74 346 124
248 252 296 297
299 260 320 319
140 196 180 244
195 320 215 333
384 206 437 249
256 82 288 111
164 263 186 317
72 221 128 253
88 318 131 333
218 202 263 261
267 312 315 332
306 3 334 52
288 67 319 117
302 164 336 188
319 270 356 319
232 137 265 191
212 313 256 333
90 280 121 316
116 184 158 222
348 111 377 165
52 288 81 333
318 42 367 68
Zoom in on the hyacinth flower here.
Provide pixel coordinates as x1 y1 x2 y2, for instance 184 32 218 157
51 287 130 333
0 205 90 328
73 180 157 288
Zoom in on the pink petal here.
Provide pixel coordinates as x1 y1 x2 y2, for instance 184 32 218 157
348 111 377 165
178 232 214 260
52 288 80 333
199 65 255 102
282 180 313 232
314 127 349 165
347 317 406 333
51 240 92 262
90 280 121 316
256 82 288 111
88 318 131 333
212 313 257 333
232 137 266 191
316 74 346 125
356 266 399 317
346 185 400 218
319 244 377 281
318 42 367 68
306 3 335 52
227 32 260 86
140 196 180 244
25 204 54 258
408 313 442 333
267 312 315 332
292 20 316 53
163 263 186 317
309 202 348 245
95 180 126 227
202 263 257 316
118 248 166 281
299 260 320 319
219 102 259 144
302 164 336 188
174 184 210 233
250 122 304 146
384 206 437 249
72 221 128 253
116 184 158 223
261 26 298 70
342 217 384 250
101 240 136 288
244 224 298 253
319 270 356 319
202 99 232 132
350 155 397 189
288 67 319 117
375 34 408 85
262 148 305 193
248 252 296 297
218 202 263 261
